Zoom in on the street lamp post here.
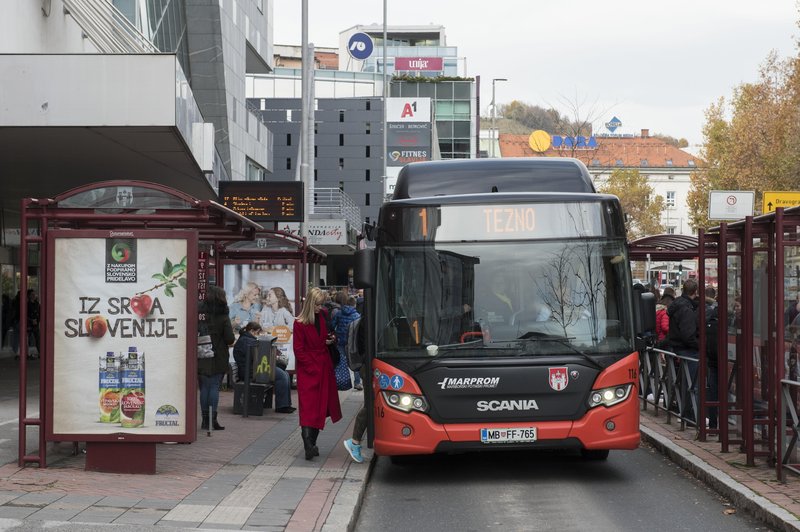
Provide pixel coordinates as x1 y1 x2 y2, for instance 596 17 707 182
490 78 507 158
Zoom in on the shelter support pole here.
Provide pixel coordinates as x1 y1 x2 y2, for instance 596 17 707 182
698 228 707 441
743 216 755 466
719 223 731 453
776 208 786 479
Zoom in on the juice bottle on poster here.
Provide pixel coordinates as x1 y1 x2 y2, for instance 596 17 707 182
119 346 145 428
98 352 120 423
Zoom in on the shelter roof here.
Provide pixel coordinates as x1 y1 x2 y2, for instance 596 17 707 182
23 180 262 242
628 233 700 261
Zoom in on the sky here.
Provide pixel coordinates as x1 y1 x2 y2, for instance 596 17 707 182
272 1 798 148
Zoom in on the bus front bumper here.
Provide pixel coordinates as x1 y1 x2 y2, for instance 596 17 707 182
373 395 640 456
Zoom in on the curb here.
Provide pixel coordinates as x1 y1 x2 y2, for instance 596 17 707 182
320 450 375 532
641 425 800 532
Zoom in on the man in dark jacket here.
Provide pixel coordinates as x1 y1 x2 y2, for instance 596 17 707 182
667 279 700 421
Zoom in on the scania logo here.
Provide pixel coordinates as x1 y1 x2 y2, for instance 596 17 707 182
476 399 539 412
437 377 500 390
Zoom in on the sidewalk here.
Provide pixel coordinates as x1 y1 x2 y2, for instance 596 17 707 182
640 407 800 532
0 384 370 531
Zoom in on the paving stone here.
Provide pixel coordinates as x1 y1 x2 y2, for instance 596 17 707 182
0 506 39 518
9 492 64 507
135 498 181 510
57 494 104 506
26 507 83 521
70 505 127 523
113 507 168 525
256 478 312 509
0 491 25 505
246 507 293 527
161 502 215 522
95 495 143 508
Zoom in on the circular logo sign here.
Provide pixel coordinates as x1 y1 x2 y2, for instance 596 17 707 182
348 32 374 60
528 130 552 153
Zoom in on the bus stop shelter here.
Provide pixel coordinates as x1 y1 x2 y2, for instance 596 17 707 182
17 180 262 471
630 207 800 480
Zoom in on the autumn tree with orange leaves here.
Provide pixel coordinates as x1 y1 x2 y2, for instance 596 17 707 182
689 52 800 229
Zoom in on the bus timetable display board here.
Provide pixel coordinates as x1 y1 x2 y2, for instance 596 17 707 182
219 181 304 222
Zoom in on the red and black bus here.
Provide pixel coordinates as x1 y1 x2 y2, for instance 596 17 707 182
355 158 645 460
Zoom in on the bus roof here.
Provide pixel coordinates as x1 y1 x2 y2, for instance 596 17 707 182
392 158 595 200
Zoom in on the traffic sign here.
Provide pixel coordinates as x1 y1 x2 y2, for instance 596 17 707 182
347 32 373 60
762 191 800 213
708 190 754 220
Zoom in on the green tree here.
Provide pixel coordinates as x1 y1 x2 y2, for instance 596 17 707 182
598 169 665 239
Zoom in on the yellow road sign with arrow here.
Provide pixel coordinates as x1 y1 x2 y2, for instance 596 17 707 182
762 191 800 213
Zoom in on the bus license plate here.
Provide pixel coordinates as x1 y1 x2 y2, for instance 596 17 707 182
480 427 537 444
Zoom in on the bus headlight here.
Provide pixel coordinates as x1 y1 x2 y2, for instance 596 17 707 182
588 384 632 408
382 391 429 413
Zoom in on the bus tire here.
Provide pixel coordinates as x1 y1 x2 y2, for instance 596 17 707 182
581 449 610 460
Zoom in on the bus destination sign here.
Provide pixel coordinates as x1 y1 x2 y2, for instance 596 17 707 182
218 181 304 222
390 203 605 242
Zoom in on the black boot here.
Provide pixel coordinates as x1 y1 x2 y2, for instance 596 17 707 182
201 413 209 431
212 412 225 431
310 428 320 456
301 426 315 460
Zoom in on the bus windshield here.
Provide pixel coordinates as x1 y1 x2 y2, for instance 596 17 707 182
375 238 634 358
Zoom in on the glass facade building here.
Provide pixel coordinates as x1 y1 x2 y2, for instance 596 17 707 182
390 79 475 159
113 0 191 79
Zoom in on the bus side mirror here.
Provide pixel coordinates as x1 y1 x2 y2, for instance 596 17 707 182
638 292 656 335
354 248 375 289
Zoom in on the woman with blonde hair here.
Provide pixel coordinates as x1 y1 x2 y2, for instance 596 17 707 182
229 281 262 332
292 287 342 459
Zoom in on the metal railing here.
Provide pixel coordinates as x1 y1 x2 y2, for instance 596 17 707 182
62 0 159 53
640 345 699 430
779 379 800 481
311 188 361 228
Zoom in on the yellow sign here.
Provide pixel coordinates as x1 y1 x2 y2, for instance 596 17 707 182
528 130 551 153
762 191 800 213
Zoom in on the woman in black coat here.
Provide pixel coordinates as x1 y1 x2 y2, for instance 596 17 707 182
198 285 235 430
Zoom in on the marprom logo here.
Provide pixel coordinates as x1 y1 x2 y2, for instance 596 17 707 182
437 377 500 390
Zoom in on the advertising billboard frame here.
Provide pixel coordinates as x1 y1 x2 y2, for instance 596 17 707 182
44 228 198 444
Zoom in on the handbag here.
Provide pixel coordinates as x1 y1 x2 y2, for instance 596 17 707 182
276 351 289 370
197 335 214 359
197 316 214 359
334 351 352 391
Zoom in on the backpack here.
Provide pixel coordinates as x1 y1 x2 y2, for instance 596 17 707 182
346 317 363 371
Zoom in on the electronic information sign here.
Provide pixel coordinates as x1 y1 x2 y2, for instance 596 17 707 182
219 182 304 222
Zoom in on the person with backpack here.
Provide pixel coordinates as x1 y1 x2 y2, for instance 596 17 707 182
343 313 368 463
667 279 700 422
332 294 362 390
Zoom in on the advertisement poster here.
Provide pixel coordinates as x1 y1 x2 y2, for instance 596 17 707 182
51 234 190 436
224 263 297 370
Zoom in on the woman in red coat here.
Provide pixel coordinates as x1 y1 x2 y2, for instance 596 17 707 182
293 287 343 459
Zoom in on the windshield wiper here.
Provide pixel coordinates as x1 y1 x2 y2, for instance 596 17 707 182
516 331 602 370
